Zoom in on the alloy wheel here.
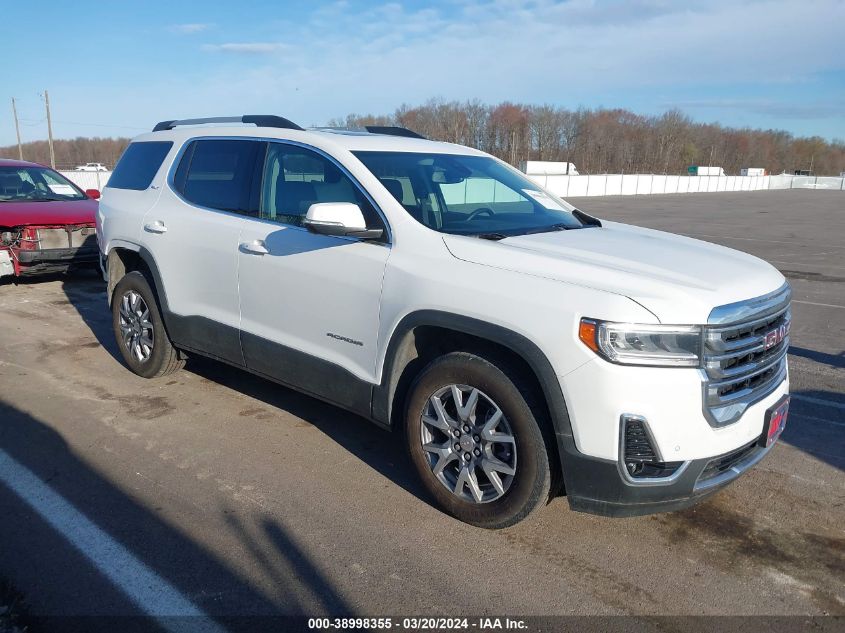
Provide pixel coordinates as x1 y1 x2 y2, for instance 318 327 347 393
118 290 154 363
420 384 517 503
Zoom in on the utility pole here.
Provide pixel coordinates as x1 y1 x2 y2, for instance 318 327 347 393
44 90 56 169
10 98 23 160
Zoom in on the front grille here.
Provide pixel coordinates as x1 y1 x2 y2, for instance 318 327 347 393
699 439 760 482
702 284 791 426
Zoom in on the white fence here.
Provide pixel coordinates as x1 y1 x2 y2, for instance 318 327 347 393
527 173 845 197
59 170 111 190
58 169 845 199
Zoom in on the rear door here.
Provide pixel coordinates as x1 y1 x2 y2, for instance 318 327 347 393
140 138 263 365
237 141 390 413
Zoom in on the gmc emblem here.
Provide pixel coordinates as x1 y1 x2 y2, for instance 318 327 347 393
763 320 790 350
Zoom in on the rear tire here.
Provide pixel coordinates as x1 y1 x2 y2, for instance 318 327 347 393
112 271 184 378
405 351 551 528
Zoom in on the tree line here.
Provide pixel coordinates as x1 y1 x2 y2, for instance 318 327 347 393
0 136 130 170
330 100 845 176
3 101 843 175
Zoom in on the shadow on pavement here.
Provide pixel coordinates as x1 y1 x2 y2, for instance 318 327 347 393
784 389 845 471
60 270 124 364
0 401 354 631
59 274 433 514
187 354 429 506
789 346 845 370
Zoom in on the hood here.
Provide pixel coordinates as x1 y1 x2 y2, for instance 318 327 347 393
0 198 97 227
442 221 786 324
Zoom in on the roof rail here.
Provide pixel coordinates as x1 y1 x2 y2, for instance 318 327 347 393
364 126 426 140
152 115 304 132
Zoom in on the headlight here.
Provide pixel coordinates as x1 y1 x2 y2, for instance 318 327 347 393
579 318 702 367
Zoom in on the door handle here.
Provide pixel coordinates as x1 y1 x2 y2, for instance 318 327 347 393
239 240 269 255
144 220 168 234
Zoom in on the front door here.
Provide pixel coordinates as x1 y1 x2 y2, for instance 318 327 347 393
237 142 390 414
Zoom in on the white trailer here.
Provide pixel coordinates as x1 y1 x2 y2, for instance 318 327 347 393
740 168 766 176
688 166 726 176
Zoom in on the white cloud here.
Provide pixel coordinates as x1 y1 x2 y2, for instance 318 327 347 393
668 99 845 121
34 0 840 144
168 23 212 34
186 0 844 126
203 42 287 54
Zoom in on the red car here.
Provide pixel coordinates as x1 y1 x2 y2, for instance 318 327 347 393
0 158 100 279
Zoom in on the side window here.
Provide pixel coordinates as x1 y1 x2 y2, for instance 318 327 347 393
259 144 381 229
108 141 173 190
172 141 194 193
176 139 262 213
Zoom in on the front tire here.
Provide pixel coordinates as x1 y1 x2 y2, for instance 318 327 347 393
112 271 184 378
405 352 551 528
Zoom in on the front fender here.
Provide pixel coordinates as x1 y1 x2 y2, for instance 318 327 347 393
372 310 574 437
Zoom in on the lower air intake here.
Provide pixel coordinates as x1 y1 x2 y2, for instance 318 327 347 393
622 416 684 480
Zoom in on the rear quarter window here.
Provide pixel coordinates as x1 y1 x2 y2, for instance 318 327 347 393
107 141 174 190
173 139 262 213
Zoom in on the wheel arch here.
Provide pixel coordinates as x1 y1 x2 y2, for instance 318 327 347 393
106 244 166 304
374 311 574 488
106 245 142 306
371 310 574 494
107 245 188 358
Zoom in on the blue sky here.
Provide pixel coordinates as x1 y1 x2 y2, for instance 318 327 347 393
3 0 844 146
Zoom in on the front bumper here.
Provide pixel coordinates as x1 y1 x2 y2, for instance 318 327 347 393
554 356 788 517
15 246 99 275
559 359 789 463
557 431 776 517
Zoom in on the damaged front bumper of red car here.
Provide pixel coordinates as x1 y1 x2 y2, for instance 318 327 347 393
0 224 99 278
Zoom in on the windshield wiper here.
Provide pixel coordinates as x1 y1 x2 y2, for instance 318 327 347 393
474 232 509 241
572 209 602 227
521 223 573 235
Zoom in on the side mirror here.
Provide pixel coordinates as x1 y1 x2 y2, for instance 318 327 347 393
85 189 101 200
303 202 383 239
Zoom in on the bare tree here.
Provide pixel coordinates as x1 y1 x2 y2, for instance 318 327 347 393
5 104 844 176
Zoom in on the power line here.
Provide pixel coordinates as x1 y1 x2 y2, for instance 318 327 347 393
20 118 147 131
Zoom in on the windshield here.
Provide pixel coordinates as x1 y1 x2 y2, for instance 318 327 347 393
353 151 584 236
0 166 86 202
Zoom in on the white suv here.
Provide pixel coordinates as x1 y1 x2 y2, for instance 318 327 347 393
97 115 791 528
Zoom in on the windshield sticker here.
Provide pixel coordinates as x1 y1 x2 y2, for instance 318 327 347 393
522 189 566 211
48 184 76 195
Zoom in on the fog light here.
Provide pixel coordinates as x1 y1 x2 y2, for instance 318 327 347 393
626 461 644 476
